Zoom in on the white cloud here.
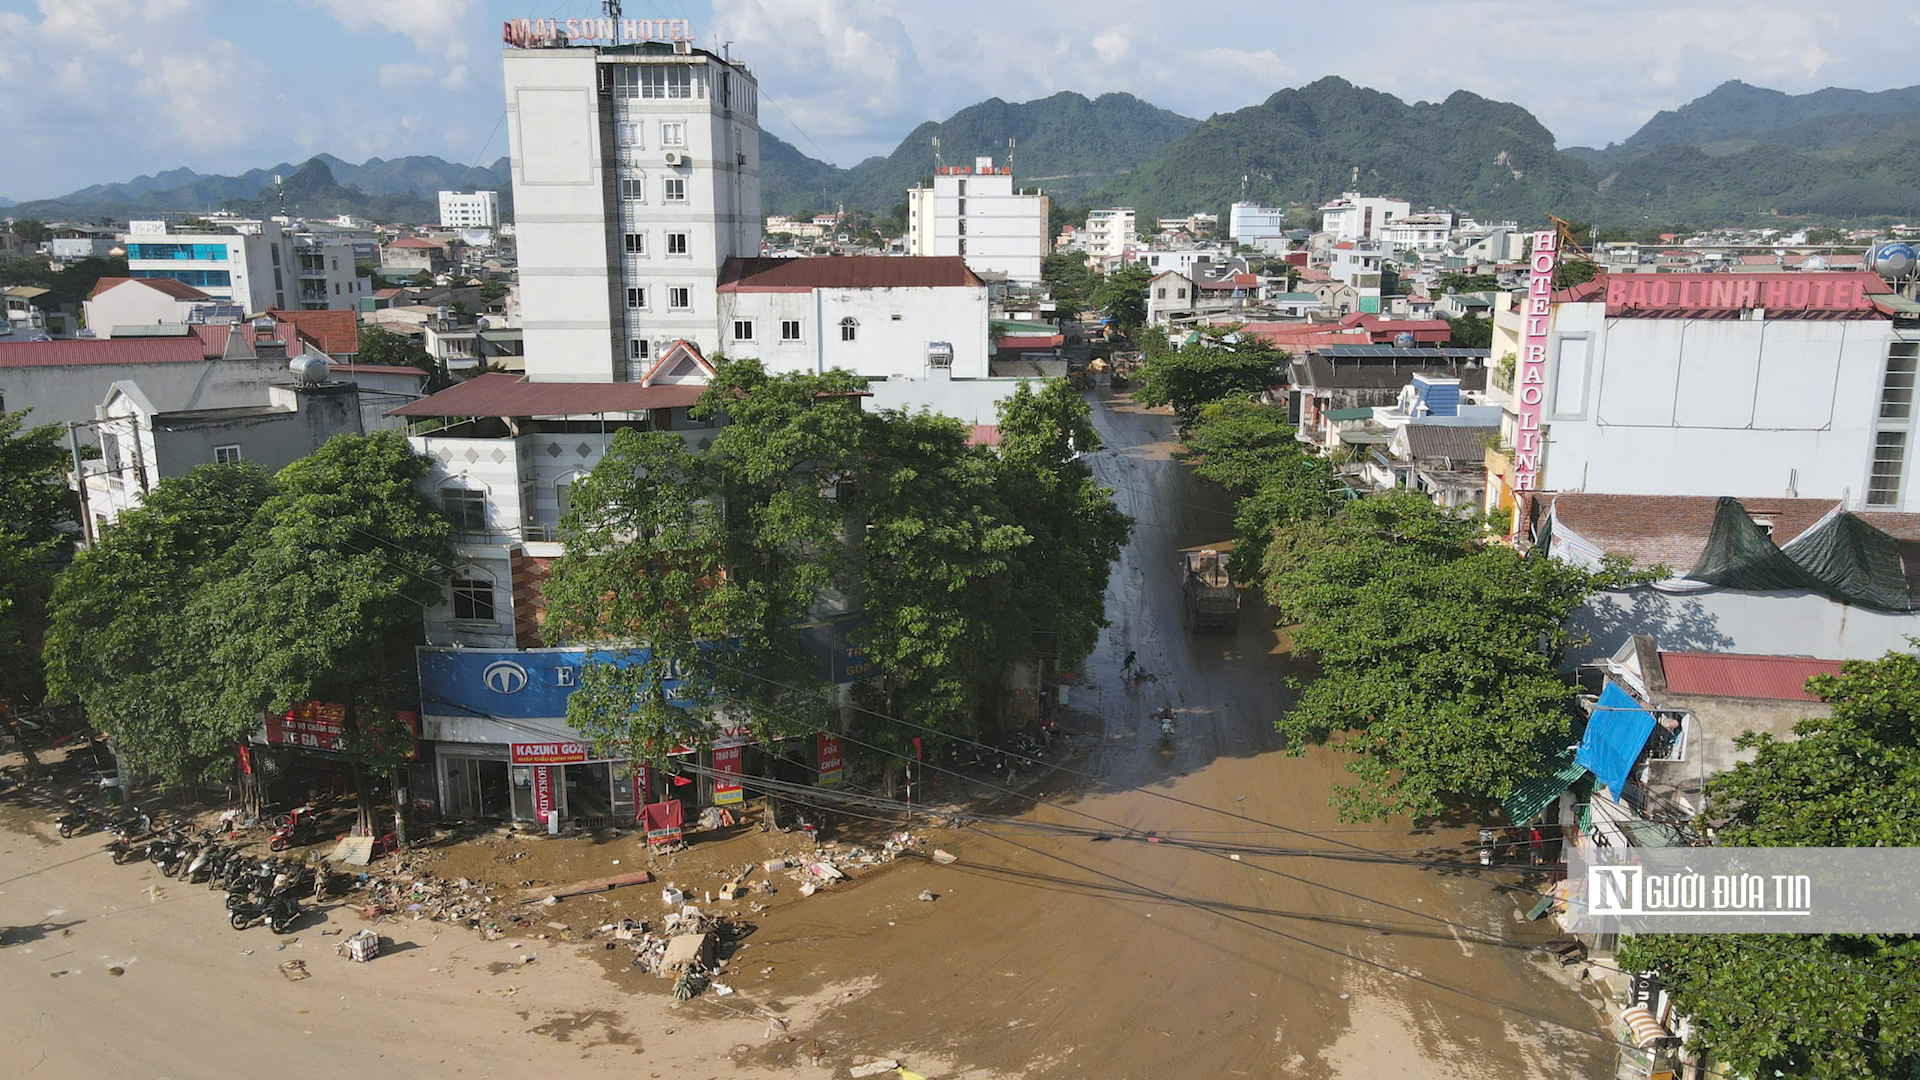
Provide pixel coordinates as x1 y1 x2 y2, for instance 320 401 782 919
379 62 434 88
310 0 474 53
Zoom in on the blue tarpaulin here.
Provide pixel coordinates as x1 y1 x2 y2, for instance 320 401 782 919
1576 681 1657 799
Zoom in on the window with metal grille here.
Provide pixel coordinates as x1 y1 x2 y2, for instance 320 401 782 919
441 488 487 531
214 444 242 464
1869 430 1908 506
452 578 495 621
1882 343 1918 420
732 320 753 341
840 317 858 342
781 319 801 341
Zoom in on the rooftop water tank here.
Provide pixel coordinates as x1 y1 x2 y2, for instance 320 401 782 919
289 355 331 385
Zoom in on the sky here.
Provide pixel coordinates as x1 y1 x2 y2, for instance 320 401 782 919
1 0 1917 201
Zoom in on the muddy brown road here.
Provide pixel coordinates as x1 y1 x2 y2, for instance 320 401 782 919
744 389 1612 1078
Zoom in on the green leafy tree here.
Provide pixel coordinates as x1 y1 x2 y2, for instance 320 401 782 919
1093 263 1153 338
203 433 450 833
1442 313 1493 348
991 380 1133 666
0 410 78 766
1131 327 1287 418
354 261 381 282
1265 494 1641 820
1436 272 1500 294
1554 258 1597 288
10 219 51 245
1618 650 1920 1079
45 465 276 785
1180 398 1340 577
357 324 449 391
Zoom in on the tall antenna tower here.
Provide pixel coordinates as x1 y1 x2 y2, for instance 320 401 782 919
1008 136 1016 174
931 135 942 173
1241 174 1249 200
603 0 622 44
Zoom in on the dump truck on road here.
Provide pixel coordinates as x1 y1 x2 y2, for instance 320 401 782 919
1182 544 1240 631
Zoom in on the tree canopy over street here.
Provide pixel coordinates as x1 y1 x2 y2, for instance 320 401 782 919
1129 326 1288 419
1618 650 1920 1079
1263 495 1643 820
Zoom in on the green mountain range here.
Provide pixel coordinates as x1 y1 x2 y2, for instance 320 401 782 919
12 79 1920 230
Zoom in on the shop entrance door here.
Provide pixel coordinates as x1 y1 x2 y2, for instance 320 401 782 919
444 756 510 819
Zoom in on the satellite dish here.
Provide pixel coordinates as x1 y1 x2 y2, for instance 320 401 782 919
1871 242 1916 279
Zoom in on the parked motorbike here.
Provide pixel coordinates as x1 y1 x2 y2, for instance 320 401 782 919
268 808 318 852
1478 827 1498 867
227 859 280 910
184 834 222 884
1155 706 1176 743
150 831 196 878
55 801 90 839
229 887 301 933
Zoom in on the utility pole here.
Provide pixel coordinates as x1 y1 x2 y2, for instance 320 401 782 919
67 422 93 546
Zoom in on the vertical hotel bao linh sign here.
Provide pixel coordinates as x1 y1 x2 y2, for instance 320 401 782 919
1512 230 1559 492
502 17 693 47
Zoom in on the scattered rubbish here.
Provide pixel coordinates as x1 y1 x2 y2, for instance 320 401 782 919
762 859 786 873
662 887 686 906
918 891 937 902
328 836 376 866
931 849 958 865
807 862 845 881
279 960 310 981
240 949 254 956
798 883 816 897
1229 854 1241 862
849 1057 901 1078
107 966 125 977
712 981 734 997
673 969 707 999
661 933 714 973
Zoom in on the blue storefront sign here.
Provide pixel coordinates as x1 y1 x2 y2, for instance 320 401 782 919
419 616 874 723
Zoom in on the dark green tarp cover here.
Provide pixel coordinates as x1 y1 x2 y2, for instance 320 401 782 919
1687 497 1914 612
1502 745 1587 825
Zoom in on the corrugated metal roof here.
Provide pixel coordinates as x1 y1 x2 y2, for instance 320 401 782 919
269 309 360 356
1501 746 1586 825
388 372 707 417
1403 425 1498 462
0 337 209 368
717 256 982 292
1325 406 1374 421
1658 651 1842 701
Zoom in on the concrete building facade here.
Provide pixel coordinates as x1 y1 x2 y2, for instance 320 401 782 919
905 157 1049 283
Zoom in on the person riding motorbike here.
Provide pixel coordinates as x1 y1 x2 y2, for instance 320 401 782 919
1154 704 1175 739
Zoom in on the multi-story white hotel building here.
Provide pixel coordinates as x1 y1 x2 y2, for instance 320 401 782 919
1085 208 1137 260
125 220 368 313
906 157 1050 282
503 36 761 380
438 190 502 229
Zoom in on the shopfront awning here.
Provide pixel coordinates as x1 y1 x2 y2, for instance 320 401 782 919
1620 1004 1669 1048
1501 746 1587 825
1576 681 1658 800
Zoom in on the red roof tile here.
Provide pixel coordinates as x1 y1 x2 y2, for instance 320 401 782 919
1659 651 1843 701
333 363 426 377
717 256 983 292
89 276 213 300
1547 494 1843 570
386 237 443 249
966 424 1001 447
268 309 360 357
0 337 209 368
388 372 706 417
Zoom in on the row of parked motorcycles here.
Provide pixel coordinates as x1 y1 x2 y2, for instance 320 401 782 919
72 802 331 934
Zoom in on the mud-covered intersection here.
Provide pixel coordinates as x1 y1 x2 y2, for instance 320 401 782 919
0 390 1609 1079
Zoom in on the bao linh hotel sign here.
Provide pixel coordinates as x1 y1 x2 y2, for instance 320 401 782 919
502 17 693 47
1512 230 1557 492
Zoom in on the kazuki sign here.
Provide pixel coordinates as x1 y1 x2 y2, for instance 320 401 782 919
502 17 693 47
1603 273 1879 314
1512 230 1557 492
510 741 589 765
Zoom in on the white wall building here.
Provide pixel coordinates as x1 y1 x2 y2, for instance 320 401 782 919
1229 202 1286 253
1486 272 1920 516
1085 208 1137 260
1318 192 1410 244
439 190 502 229
83 277 218 336
124 220 293 312
1381 211 1454 254
504 39 761 381
905 157 1049 283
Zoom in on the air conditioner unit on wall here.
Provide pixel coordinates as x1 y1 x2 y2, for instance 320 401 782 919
663 151 683 166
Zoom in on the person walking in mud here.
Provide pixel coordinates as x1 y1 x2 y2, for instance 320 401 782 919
1122 649 1137 680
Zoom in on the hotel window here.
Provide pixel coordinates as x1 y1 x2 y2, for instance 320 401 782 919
626 287 648 309
733 319 754 341
668 287 690 310
641 66 691 99
624 233 646 255
619 178 646 202
664 177 686 202
1869 430 1908 507
667 232 689 256
628 338 650 360
840 317 858 342
660 121 686 147
1881 343 1918 420
451 578 495 622
441 488 487 532
213 444 242 464
781 319 802 342
618 123 642 147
